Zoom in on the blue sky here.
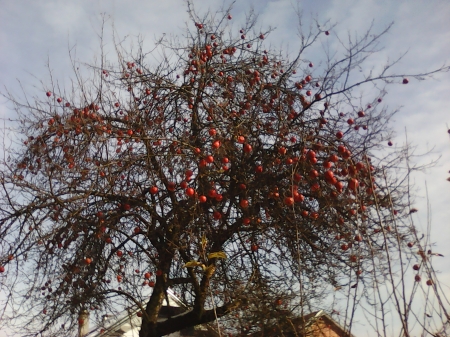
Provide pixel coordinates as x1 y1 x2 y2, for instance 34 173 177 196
1 0 449 336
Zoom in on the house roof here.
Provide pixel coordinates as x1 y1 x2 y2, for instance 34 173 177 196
242 310 355 337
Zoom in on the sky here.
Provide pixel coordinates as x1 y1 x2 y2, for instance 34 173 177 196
0 0 449 336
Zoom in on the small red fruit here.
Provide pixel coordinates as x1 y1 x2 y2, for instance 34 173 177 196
199 195 207 203
336 131 343 139
167 182 176 191
284 197 294 206
186 188 195 197
46 91 52 97
251 244 258 252
309 170 319 179
149 186 158 194
348 178 359 191
240 199 249 208
402 78 409 84
144 272 151 279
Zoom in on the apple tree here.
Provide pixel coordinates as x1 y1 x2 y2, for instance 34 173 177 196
0 4 448 337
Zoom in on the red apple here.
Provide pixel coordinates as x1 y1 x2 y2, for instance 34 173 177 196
284 197 294 206
167 182 176 191
243 144 252 153
186 188 195 197
240 199 249 208
212 140 221 149
348 178 359 191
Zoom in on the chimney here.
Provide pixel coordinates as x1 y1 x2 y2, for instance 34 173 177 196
78 309 89 337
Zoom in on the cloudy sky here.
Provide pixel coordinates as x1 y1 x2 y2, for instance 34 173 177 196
1 0 449 336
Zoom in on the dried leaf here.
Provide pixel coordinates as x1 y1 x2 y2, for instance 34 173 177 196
183 261 203 268
204 265 216 277
201 235 208 250
208 251 227 260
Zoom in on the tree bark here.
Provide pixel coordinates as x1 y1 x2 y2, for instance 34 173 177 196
139 300 240 337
